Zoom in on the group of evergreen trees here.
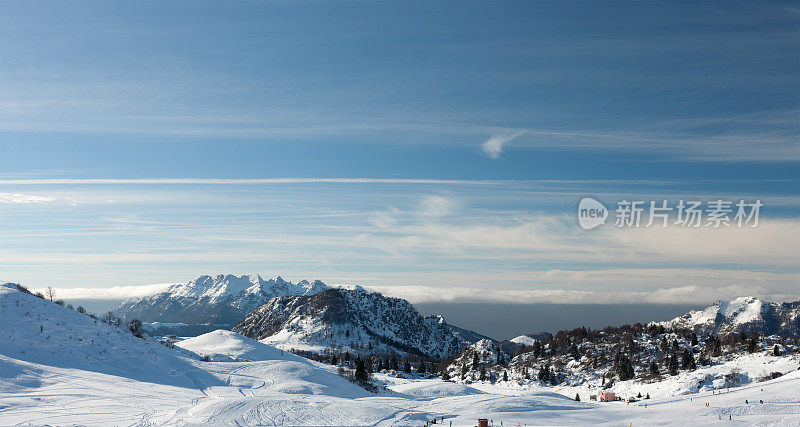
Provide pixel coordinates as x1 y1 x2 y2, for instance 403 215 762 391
320 349 435 379
494 323 791 386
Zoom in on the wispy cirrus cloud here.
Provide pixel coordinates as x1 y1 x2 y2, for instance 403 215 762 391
0 193 55 203
481 132 526 159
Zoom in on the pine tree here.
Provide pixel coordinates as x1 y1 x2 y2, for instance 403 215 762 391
711 336 722 357
747 336 759 353
390 354 399 371
615 355 634 381
355 360 369 385
773 344 781 356
681 349 696 370
418 361 426 374
472 352 480 371
667 352 679 375
403 360 411 373
460 364 467 380
538 364 550 382
441 369 451 381
479 366 487 381
570 343 580 361
502 371 508 382
331 354 338 365
649 361 659 377
690 333 698 346
575 393 581 401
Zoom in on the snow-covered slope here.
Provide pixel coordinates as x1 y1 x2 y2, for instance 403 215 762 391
114 274 328 326
233 288 466 358
655 296 800 336
175 329 304 362
0 283 221 389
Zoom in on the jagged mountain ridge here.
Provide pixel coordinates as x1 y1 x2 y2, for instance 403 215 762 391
233 287 466 359
114 274 328 325
653 296 800 336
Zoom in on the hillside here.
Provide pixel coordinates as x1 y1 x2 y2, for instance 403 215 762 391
443 297 800 400
0 283 221 389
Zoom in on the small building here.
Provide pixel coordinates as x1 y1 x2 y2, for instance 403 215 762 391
589 394 597 401
478 419 489 427
600 392 616 402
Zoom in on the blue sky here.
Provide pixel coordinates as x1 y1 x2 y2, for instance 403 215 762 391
0 1 798 304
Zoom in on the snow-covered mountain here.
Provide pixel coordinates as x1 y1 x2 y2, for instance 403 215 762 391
233 287 466 358
653 296 800 336
114 274 328 326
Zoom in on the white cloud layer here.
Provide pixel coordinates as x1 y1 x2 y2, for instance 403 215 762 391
0 193 55 203
29 283 175 300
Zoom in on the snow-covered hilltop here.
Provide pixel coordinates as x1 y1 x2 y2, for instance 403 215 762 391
509 332 552 347
653 296 800 337
114 274 328 326
233 287 466 358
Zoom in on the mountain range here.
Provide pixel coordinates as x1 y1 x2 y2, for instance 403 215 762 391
114 274 328 326
113 274 799 361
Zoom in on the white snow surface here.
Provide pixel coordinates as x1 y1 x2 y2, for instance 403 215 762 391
2 284 799 426
176 329 302 362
